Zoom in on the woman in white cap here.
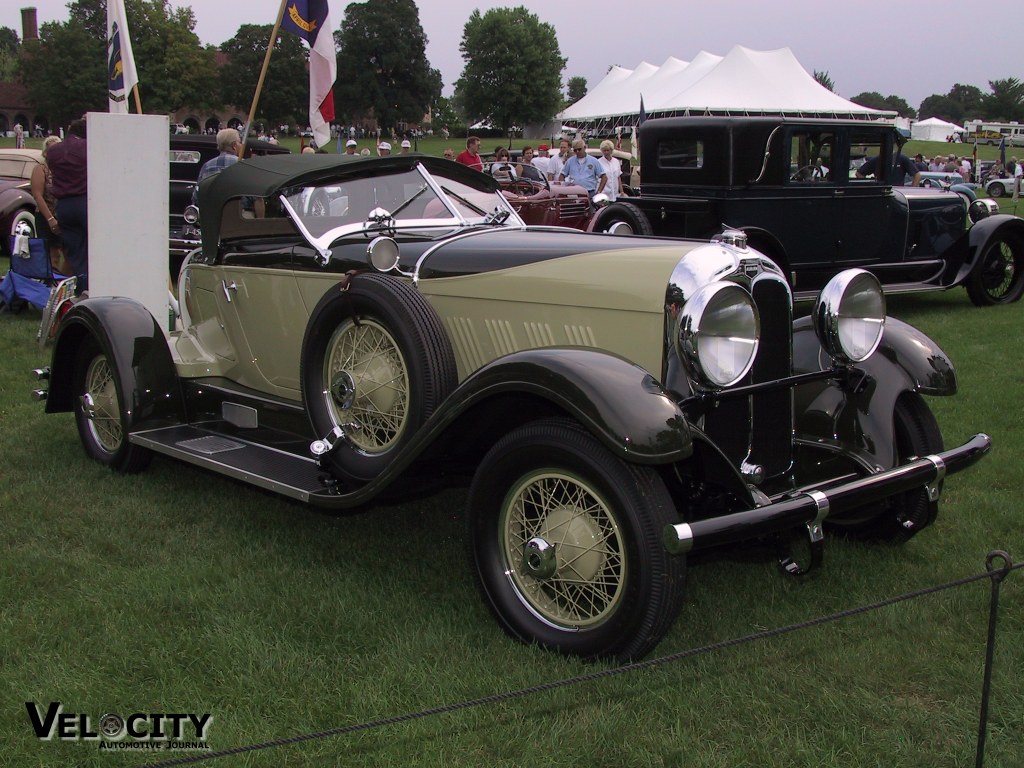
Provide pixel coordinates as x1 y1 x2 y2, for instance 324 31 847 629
378 142 391 156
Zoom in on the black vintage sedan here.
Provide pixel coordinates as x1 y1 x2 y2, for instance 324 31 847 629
35 153 990 661
595 117 1024 306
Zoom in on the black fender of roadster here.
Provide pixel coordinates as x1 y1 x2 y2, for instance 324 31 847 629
45 297 185 426
792 314 956 469
433 347 695 465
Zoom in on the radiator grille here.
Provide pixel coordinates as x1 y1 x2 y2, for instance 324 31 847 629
558 199 589 219
705 275 793 478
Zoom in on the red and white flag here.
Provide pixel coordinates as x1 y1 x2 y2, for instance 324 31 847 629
282 1 337 149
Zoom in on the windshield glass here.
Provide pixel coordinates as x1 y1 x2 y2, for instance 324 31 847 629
280 164 521 240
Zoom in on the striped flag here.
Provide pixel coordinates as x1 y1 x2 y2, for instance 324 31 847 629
107 0 139 113
282 0 337 150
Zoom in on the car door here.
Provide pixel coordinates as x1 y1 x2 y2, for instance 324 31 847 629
215 248 307 398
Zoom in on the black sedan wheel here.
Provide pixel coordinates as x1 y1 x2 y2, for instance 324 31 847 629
467 419 686 661
966 230 1024 305
593 201 653 236
301 274 457 482
829 394 943 543
73 340 153 473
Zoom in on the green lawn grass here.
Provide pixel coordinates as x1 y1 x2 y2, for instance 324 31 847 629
1 257 1021 766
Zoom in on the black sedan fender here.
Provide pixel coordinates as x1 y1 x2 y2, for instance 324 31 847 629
949 214 1024 286
791 314 956 471
45 297 185 427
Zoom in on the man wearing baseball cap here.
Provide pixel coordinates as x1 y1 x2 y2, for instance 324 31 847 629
378 141 391 156
533 143 551 177
400 139 412 154
344 139 357 155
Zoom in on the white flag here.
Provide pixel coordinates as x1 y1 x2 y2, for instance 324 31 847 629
107 0 139 113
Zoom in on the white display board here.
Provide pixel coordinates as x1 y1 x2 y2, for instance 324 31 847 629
87 112 170 335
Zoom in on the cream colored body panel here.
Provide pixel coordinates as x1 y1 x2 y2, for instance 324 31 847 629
174 242 692 392
419 246 685 379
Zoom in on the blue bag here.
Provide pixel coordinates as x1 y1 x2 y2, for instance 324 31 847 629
9 236 52 281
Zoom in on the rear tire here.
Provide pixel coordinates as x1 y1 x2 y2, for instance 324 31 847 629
72 339 153 473
5 208 36 255
592 201 654 236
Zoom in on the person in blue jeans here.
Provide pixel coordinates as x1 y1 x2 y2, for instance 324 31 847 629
46 118 88 292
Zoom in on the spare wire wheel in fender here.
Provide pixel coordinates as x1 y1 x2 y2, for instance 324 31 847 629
300 273 458 483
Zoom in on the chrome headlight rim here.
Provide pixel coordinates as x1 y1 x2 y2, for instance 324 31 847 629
676 281 760 389
968 198 998 224
813 269 886 364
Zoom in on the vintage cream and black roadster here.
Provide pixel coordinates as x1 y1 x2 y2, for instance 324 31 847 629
35 154 990 661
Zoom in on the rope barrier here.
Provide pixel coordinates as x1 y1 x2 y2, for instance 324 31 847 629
142 553 1020 768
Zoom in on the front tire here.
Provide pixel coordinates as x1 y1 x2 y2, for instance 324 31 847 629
829 393 943 543
72 339 152 473
988 182 1005 198
467 419 686 661
965 230 1024 306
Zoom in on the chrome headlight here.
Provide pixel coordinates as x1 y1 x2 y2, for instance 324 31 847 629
968 198 998 224
677 282 760 389
813 269 885 363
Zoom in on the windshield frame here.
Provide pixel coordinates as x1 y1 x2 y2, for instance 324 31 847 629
277 161 525 261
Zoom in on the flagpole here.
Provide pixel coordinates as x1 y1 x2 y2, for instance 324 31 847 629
240 0 289 155
131 83 142 114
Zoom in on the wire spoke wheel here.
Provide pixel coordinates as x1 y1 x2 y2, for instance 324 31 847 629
72 340 152 473
324 318 409 453
502 471 626 628
468 419 687 660
83 354 123 453
967 231 1024 305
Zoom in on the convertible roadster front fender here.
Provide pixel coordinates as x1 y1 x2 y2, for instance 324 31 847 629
438 347 694 464
792 315 956 470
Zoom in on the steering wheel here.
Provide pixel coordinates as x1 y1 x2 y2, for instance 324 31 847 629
508 179 539 196
791 165 817 181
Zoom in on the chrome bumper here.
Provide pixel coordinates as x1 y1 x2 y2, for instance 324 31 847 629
663 433 992 555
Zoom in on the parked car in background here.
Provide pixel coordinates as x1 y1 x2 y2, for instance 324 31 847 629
0 148 43 255
168 134 289 276
597 117 1024 305
986 175 1021 199
482 147 640 233
35 153 990 661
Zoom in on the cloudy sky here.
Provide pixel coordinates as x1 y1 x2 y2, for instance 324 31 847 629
8 0 1024 109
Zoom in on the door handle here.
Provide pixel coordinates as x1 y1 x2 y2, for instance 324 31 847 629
222 280 237 302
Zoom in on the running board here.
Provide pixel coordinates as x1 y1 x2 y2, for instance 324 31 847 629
130 424 332 502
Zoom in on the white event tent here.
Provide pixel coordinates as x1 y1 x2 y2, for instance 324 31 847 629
911 116 964 142
558 46 894 130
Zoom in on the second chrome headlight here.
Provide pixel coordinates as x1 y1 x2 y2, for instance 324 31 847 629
677 282 760 389
813 269 885 363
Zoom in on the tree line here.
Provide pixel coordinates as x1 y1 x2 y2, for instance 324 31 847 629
3 1 1020 133
2 0 567 136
